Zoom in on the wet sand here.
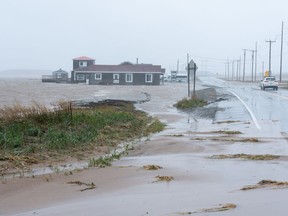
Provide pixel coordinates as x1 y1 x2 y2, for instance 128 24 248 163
1 78 288 215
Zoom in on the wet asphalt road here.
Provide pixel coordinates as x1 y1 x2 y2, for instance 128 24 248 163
200 76 288 139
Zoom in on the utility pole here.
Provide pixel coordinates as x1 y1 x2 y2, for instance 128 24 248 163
243 49 247 81
255 42 258 82
262 61 265 79
224 63 226 79
225 62 228 79
239 56 241 81
280 21 284 82
187 53 190 97
236 59 241 81
250 50 255 82
227 60 230 80
236 60 239 81
266 39 276 76
232 60 235 80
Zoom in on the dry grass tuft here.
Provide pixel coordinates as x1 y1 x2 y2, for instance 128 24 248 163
241 180 288 191
212 130 242 134
242 138 259 142
0 154 40 176
143 165 163 170
168 134 184 137
216 120 241 124
200 203 236 213
67 181 96 192
210 154 280 161
175 203 237 214
154 175 174 182
193 137 259 143
0 101 51 121
0 154 40 164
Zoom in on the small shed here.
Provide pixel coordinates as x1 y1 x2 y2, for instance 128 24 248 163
52 68 69 83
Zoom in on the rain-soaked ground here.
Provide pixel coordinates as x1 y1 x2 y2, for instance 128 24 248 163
1 77 288 215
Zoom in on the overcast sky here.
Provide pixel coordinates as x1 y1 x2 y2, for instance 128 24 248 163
1 0 288 77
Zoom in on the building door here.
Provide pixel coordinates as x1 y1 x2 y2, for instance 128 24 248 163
86 74 89 84
113 74 119 84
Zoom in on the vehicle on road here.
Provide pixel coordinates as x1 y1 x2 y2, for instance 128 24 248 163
260 76 278 90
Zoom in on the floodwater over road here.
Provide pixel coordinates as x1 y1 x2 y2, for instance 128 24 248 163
1 77 288 216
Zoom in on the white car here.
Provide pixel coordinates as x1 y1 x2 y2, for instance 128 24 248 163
260 76 278 90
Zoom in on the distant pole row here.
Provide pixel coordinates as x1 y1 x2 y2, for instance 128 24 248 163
225 58 241 81
226 21 284 82
225 45 258 82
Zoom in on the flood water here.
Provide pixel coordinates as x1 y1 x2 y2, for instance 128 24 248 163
1 77 288 216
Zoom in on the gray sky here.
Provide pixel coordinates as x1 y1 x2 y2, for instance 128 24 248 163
1 0 288 77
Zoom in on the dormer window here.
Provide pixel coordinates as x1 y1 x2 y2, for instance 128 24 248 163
79 61 87 68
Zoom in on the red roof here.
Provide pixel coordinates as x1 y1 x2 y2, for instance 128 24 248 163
74 63 165 74
73 56 95 61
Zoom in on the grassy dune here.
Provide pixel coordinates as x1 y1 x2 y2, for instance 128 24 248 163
0 101 165 174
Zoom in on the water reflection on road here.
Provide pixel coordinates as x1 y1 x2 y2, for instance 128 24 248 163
199 76 288 138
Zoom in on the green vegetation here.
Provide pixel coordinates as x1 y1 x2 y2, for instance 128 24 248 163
88 149 125 168
174 97 207 109
0 101 165 173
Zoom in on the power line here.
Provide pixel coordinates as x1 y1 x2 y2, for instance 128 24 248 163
188 54 227 62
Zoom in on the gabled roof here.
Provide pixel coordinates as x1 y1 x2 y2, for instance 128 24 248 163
74 63 165 74
73 56 95 61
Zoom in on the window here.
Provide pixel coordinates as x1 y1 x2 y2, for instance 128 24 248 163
79 61 87 67
145 74 153 83
95 73 102 80
126 74 133 82
77 74 85 80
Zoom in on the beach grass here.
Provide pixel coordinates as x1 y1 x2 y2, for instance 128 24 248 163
0 101 165 171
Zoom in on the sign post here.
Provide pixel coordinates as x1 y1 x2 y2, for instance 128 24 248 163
188 60 198 98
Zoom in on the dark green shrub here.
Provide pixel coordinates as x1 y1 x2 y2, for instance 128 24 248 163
174 97 207 109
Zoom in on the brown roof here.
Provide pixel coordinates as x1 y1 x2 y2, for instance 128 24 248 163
74 63 165 74
73 56 95 61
